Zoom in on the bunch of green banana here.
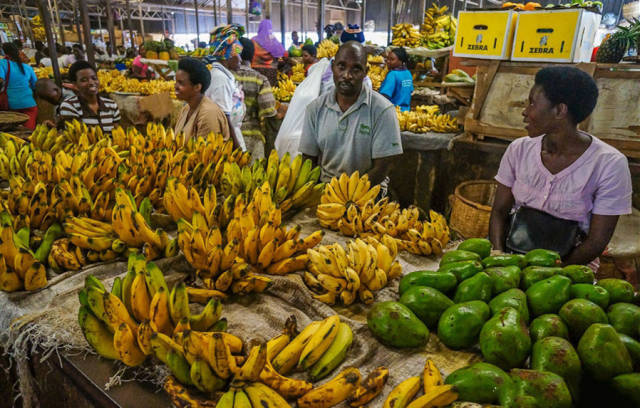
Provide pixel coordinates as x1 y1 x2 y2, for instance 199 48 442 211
420 3 457 49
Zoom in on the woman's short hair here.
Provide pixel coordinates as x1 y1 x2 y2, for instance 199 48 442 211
391 47 409 65
535 66 598 124
178 57 211 93
68 60 96 82
302 44 317 57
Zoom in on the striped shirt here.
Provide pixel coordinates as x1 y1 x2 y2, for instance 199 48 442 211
58 95 121 133
234 65 277 142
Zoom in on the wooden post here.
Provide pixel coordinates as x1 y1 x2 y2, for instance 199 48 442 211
317 0 324 42
227 0 232 24
387 0 395 45
161 8 166 36
280 0 286 46
194 0 200 47
360 0 366 29
75 7 84 45
37 0 62 87
119 15 125 47
125 0 134 49
79 0 95 65
300 0 304 40
138 3 145 39
265 0 272 19
53 0 66 44
214 0 218 27
245 0 249 36
105 0 115 55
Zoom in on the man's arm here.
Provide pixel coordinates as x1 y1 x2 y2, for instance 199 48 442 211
366 157 395 186
488 183 515 251
563 214 619 266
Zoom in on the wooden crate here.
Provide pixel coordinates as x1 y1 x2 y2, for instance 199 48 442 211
463 60 640 158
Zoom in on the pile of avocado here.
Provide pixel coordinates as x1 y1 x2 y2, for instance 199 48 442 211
366 238 640 407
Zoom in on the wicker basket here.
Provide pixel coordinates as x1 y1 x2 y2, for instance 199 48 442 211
449 180 497 239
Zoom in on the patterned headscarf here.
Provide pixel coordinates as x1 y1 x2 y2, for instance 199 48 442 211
207 24 245 62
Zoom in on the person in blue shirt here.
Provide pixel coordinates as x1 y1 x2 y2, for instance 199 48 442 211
379 47 414 112
0 43 38 129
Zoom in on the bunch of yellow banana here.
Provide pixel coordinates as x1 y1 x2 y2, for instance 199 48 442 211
367 55 385 64
396 105 458 133
392 23 422 47
317 39 339 59
63 216 126 255
272 77 297 102
316 171 380 229
98 70 176 96
291 63 306 84
34 66 68 79
31 15 46 41
368 63 389 91
0 137 31 179
383 358 458 408
304 236 401 305
48 237 117 271
420 4 457 50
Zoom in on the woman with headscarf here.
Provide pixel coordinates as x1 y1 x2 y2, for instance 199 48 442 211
251 19 286 69
205 24 247 151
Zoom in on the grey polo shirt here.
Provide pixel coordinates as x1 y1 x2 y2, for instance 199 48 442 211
298 85 403 182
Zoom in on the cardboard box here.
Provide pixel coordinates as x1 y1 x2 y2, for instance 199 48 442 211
453 10 517 60
511 9 601 63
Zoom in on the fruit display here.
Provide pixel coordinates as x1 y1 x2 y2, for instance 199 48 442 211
34 66 69 79
595 19 640 63
443 69 475 84
397 105 459 133
383 358 458 407
367 55 384 64
303 237 402 305
367 63 388 91
366 237 640 407
31 15 46 41
501 1 542 10
391 24 422 48
420 4 457 49
291 63 306 84
97 70 176 97
272 75 297 102
317 171 450 256
316 39 339 59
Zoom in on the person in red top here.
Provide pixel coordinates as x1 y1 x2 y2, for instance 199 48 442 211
301 44 318 76
251 19 286 69
131 45 153 79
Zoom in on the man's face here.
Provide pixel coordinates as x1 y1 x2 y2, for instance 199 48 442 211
332 48 367 97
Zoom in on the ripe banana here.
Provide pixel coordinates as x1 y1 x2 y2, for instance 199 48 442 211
349 366 390 407
383 376 421 408
298 367 362 408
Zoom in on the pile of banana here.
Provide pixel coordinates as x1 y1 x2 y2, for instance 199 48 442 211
291 63 306 84
97 70 176 97
272 77 297 102
383 359 458 408
0 133 29 180
396 105 458 133
34 66 69 79
219 151 324 212
78 253 229 367
392 23 422 48
367 55 385 64
316 171 451 256
304 236 402 305
368 63 389 91
31 15 46 41
317 39 339 59
420 4 458 49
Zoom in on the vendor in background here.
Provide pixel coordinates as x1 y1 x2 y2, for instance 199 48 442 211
0 43 38 129
489 66 632 268
251 19 286 69
35 78 75 127
340 24 365 44
174 57 231 142
291 31 301 46
58 60 121 133
131 45 153 79
301 44 318 76
299 41 402 187
379 47 413 112
34 41 46 66
205 24 247 151
12 40 30 63
233 37 277 160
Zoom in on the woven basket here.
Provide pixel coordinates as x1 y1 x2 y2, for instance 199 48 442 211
449 180 497 239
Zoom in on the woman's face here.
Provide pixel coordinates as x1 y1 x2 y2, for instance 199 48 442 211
386 51 402 69
75 68 99 99
174 69 199 101
523 85 557 137
302 51 315 65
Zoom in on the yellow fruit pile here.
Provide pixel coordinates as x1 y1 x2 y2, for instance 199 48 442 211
383 359 458 408
367 55 385 64
291 63 306 83
317 171 450 256
317 39 339 59
392 23 421 48
368 63 388 91
98 70 176 97
304 236 402 305
397 105 459 133
31 15 46 41
273 76 297 102
421 4 458 49
0 220 51 292
34 66 69 79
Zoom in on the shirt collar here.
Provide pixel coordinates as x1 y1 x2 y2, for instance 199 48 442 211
327 83 371 114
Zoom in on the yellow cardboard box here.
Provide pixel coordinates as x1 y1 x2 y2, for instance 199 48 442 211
453 10 517 60
511 9 601 62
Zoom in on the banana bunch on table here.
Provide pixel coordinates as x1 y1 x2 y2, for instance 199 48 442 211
368 63 388 91
304 236 402 305
77 253 229 367
0 132 29 179
273 77 297 102
397 105 459 134
291 63 306 84
392 23 422 47
383 358 458 408
421 3 457 49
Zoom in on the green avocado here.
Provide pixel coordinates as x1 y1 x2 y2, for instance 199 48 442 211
438 260 484 281
484 265 521 294
440 249 481 266
499 369 572 408
524 249 561 267
529 314 569 342
482 254 525 268
608 303 640 338
521 266 563 290
570 283 610 309
479 307 531 369
559 264 595 284
618 333 640 366
437 300 490 349
457 238 492 259
611 373 640 406
398 270 457 296
597 279 635 304
526 275 572 317
444 362 512 404
399 286 454 329
558 298 608 340
453 272 493 303
367 301 429 348
530 336 582 401
577 323 633 381
489 288 530 323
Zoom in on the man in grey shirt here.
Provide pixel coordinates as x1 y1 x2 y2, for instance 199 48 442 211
298 41 403 185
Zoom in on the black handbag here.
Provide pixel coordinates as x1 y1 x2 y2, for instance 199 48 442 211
505 206 581 258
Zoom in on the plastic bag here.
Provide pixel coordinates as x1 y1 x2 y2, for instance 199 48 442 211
275 58 331 158
250 1 262 16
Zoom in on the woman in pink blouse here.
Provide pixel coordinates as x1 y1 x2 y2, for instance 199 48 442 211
489 66 632 266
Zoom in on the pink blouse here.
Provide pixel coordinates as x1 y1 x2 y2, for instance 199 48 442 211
495 135 632 234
